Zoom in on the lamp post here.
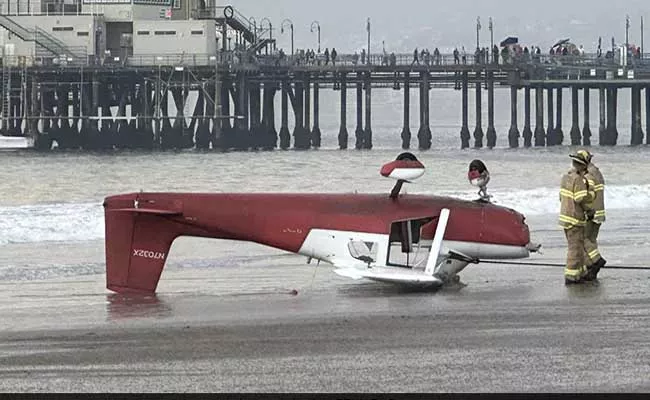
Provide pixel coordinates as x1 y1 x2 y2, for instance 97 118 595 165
366 17 370 64
642 16 644 57
260 17 273 53
476 16 481 51
488 17 493 62
488 17 493 49
281 18 294 55
310 20 321 53
598 36 602 57
249 16 257 43
626 14 630 55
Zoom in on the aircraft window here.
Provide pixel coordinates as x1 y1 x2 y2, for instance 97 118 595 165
387 242 429 268
386 217 433 268
348 240 378 264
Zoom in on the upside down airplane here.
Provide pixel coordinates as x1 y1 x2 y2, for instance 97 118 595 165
103 153 540 294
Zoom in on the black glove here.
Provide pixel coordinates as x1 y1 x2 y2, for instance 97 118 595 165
585 209 595 220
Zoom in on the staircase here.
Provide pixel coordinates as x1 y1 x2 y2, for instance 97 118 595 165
0 15 85 60
220 8 255 43
249 38 275 54
196 5 274 54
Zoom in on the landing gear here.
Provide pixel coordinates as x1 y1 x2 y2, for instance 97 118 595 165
468 159 492 203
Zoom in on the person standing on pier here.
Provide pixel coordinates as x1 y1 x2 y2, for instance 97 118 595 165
433 48 441 65
559 152 596 284
453 48 460 64
331 48 337 65
324 48 330 65
577 150 607 281
412 48 419 65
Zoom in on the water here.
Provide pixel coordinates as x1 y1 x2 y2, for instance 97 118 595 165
0 89 649 321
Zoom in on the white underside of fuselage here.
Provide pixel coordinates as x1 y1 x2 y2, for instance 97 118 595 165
297 228 530 288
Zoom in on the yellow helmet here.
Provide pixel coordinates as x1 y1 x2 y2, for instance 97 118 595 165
570 150 592 165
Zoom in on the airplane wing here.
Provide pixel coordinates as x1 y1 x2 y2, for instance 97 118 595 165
334 265 444 287
332 208 452 289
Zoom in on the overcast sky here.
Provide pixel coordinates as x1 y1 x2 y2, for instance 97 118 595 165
228 0 649 53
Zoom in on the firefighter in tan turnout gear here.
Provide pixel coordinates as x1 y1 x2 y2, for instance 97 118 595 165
578 150 606 281
559 152 595 284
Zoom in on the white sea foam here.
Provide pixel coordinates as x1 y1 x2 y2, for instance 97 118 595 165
1 184 649 245
0 202 104 245
432 184 650 216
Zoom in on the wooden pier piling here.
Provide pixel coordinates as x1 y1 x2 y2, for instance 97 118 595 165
555 87 564 145
534 87 545 147
401 71 411 150
363 72 372 149
459 71 470 149
418 71 431 150
507 85 519 148
582 88 591 146
473 71 483 148
570 86 581 145
546 87 555 145
486 71 497 149
522 87 532 147
338 73 348 149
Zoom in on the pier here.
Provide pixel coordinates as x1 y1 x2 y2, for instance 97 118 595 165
1 4 650 150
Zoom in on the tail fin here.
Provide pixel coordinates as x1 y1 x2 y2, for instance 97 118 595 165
104 195 182 294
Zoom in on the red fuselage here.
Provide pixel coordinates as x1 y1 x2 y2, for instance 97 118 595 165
103 192 530 293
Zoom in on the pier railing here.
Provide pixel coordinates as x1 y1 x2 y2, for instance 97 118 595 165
115 51 650 68
251 51 650 69
3 50 650 74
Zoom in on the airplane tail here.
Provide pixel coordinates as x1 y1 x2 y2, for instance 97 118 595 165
104 194 185 294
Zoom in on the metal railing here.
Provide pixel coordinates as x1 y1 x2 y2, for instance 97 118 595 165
0 54 92 67
34 27 86 59
3 50 650 74
0 13 32 40
0 14 87 60
193 5 257 42
247 50 650 70
124 53 222 66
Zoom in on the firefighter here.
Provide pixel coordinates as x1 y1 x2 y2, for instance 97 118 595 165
578 150 606 280
559 152 596 284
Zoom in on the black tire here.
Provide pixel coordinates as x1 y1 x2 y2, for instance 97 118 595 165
395 152 418 161
469 159 487 173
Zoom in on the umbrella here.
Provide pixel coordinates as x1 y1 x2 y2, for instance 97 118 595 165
500 37 518 47
552 38 570 48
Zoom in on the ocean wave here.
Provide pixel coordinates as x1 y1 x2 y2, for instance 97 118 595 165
0 202 104 245
1 184 649 245
430 184 650 216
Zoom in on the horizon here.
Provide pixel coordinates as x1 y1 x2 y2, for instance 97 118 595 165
229 0 649 54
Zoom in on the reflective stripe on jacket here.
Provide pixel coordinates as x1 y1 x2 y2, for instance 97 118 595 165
559 169 594 229
585 164 605 223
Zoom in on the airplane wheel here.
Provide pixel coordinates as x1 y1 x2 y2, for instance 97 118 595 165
396 152 418 161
